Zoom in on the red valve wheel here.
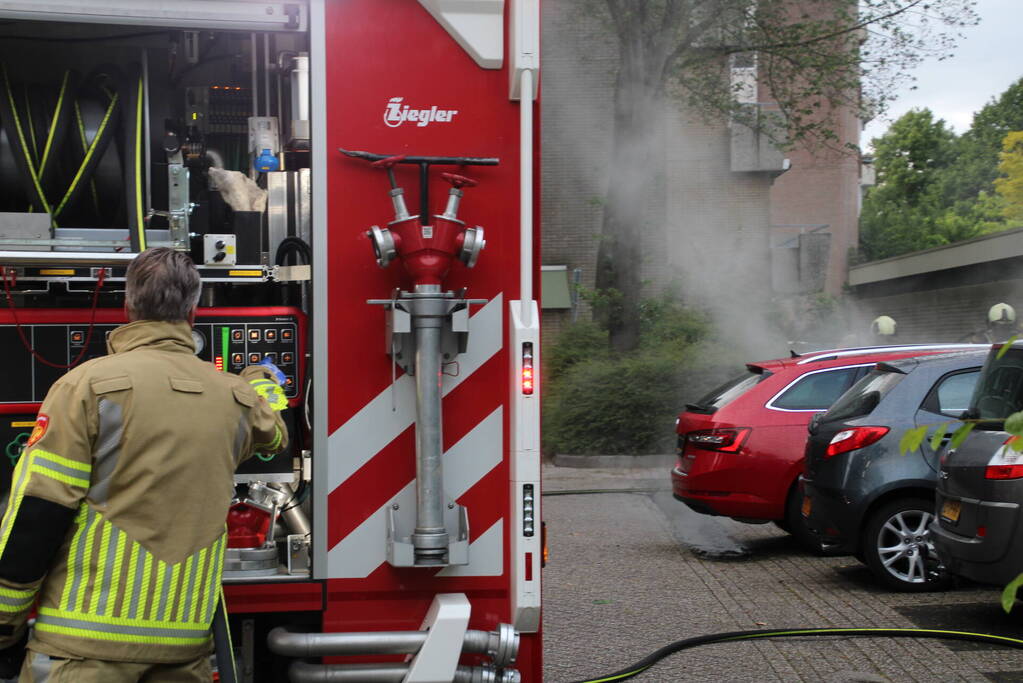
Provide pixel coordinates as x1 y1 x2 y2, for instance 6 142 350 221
371 154 407 169
441 172 478 188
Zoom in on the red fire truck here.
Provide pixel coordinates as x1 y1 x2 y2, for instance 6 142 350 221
0 1 541 680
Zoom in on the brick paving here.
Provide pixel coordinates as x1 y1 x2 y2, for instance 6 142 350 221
542 463 1023 682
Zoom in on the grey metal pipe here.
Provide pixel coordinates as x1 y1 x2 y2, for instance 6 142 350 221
266 482 311 537
410 293 449 565
267 624 518 666
289 661 520 683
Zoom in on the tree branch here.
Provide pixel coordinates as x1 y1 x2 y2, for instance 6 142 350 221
746 0 929 53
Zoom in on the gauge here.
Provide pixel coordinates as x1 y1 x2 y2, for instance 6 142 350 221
191 329 205 355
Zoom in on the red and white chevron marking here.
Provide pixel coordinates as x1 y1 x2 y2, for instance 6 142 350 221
325 295 505 579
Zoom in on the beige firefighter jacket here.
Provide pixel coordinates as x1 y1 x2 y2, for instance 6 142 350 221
0 320 287 663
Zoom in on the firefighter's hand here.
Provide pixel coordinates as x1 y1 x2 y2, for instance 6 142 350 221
0 628 28 679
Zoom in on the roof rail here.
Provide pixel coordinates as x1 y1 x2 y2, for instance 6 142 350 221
794 344 990 365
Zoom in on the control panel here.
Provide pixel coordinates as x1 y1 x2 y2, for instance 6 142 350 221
0 308 305 407
0 307 306 484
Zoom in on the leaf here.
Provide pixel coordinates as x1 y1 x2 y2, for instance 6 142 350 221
929 423 950 451
1002 573 1023 614
997 335 1019 360
592 599 612 605
949 423 976 450
899 425 928 455
1005 411 1023 437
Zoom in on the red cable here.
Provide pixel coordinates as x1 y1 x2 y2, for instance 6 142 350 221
2 266 107 369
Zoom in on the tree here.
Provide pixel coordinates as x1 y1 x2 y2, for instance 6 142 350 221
994 130 1023 224
859 109 958 260
943 78 1023 205
585 0 977 351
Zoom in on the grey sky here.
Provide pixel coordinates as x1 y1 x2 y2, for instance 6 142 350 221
861 0 1021 148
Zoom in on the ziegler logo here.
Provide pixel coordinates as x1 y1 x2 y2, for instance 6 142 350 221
383 97 459 128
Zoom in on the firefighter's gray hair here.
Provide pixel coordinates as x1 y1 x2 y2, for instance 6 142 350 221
125 247 202 322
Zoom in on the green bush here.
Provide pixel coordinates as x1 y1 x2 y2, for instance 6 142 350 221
543 320 609 382
543 351 682 455
542 295 739 455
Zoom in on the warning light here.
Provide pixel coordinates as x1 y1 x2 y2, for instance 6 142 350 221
521 342 534 395
215 356 224 372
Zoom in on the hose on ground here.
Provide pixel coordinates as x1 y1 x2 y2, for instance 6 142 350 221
571 627 1023 682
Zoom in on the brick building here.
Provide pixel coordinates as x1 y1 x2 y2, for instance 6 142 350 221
540 2 862 349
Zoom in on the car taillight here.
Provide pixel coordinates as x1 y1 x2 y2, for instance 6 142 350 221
985 437 1023 479
825 426 889 458
685 428 751 454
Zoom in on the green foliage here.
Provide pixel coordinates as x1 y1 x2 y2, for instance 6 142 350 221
859 109 971 261
1002 573 1023 614
543 295 733 455
929 423 949 451
945 79 1023 205
543 351 683 455
899 425 929 455
859 79 1023 262
544 320 609 382
994 131 1023 224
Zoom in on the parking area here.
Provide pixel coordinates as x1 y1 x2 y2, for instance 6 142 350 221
542 462 1023 683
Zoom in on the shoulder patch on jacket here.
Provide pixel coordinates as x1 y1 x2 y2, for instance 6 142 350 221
90 376 132 395
231 384 256 407
26 414 49 448
169 377 204 394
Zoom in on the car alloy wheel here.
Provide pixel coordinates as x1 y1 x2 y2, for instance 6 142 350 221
862 497 950 592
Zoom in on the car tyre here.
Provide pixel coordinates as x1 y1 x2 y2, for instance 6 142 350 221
784 484 822 553
861 497 951 592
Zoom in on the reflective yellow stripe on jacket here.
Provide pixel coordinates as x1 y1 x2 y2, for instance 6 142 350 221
37 504 225 648
0 449 91 559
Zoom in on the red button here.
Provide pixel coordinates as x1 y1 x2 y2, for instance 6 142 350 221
248 353 260 364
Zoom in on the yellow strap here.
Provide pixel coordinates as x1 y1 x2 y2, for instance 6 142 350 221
1 63 52 216
132 75 145 251
38 70 70 176
52 91 119 219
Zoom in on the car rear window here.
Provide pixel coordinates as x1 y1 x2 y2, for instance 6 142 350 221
823 368 904 422
688 369 770 413
970 347 1023 422
770 367 860 411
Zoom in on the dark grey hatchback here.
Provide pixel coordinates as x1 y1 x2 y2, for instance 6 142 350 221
932 342 1023 586
802 350 987 591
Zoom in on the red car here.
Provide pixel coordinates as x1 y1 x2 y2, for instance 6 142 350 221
671 344 987 548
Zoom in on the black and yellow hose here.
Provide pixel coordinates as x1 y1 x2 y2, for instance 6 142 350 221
572 627 1023 682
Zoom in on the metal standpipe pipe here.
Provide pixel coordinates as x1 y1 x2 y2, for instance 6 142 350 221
288 661 521 683
267 624 519 666
409 287 450 565
265 482 312 537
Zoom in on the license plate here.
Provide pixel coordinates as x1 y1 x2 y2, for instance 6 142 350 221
940 499 961 523
801 495 812 518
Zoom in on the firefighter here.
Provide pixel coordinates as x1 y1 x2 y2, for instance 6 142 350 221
961 303 1021 343
0 248 288 682
984 303 1020 343
870 315 897 343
